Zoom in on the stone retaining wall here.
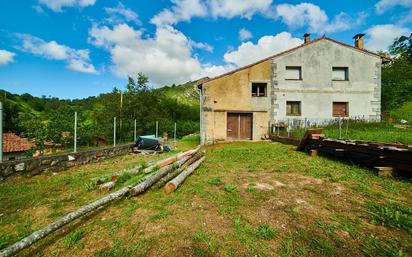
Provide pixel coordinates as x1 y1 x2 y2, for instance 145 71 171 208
0 144 133 181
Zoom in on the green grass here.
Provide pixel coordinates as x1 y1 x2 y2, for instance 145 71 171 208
63 230 84 248
289 121 412 145
367 202 412 234
1 141 411 256
390 101 412 124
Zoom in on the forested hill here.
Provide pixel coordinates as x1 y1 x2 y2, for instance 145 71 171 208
0 78 200 147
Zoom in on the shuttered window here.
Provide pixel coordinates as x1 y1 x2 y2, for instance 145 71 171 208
286 101 301 116
333 102 349 117
285 66 302 80
332 67 349 81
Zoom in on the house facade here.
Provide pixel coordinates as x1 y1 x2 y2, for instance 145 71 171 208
2 133 35 161
197 35 388 144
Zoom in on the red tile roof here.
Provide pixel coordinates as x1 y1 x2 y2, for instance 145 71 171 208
2 133 35 153
198 36 390 86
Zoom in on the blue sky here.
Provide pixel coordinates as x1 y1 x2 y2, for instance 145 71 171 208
0 0 411 99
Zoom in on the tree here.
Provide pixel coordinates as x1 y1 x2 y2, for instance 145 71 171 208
382 34 412 111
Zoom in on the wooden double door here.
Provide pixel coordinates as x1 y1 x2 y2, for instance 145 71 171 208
227 113 253 140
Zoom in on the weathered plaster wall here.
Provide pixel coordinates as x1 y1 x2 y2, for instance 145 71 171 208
271 39 382 121
201 60 271 143
0 144 133 181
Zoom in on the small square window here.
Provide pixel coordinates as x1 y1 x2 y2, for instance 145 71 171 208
333 102 349 117
332 67 349 81
286 66 302 80
251 83 267 97
286 101 301 116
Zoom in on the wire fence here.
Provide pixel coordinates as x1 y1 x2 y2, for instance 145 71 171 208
1 108 198 161
271 116 412 145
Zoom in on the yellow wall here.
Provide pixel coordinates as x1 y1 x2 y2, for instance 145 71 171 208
201 60 271 143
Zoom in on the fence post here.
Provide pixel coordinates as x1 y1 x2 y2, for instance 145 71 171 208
346 118 349 138
134 119 137 142
339 118 342 139
74 112 77 153
155 121 158 138
0 102 3 163
174 122 177 143
113 117 116 147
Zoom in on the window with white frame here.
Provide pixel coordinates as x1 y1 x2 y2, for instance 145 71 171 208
251 82 267 97
285 66 302 80
332 67 349 81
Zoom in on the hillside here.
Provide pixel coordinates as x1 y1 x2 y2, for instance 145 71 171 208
0 80 200 147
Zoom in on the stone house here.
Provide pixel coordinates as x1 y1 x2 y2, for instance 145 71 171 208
197 34 389 144
2 133 35 161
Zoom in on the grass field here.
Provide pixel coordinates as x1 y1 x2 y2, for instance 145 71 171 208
0 141 411 256
289 121 412 145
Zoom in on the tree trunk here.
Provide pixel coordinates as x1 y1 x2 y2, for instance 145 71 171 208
0 148 199 257
151 152 204 190
99 181 115 192
164 156 206 194
129 155 192 196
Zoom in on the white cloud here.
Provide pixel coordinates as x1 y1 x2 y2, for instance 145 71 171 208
89 23 220 85
209 0 273 19
33 5 46 14
239 28 253 41
18 34 98 74
190 41 214 52
0 50 16 66
104 3 140 25
151 0 273 26
38 0 96 12
275 3 364 34
151 0 208 26
375 0 412 14
366 24 411 51
224 32 303 67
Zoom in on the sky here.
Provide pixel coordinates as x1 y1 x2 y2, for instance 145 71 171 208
0 0 411 99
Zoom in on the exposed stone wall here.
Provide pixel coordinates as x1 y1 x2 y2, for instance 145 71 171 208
0 144 133 181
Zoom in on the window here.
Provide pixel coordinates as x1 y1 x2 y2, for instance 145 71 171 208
285 66 302 80
333 102 349 117
251 82 267 97
286 101 301 116
332 67 349 81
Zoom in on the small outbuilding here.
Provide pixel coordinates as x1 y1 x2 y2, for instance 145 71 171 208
2 133 35 161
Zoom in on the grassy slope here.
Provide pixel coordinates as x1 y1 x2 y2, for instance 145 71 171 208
0 142 411 256
390 101 412 123
156 81 199 106
290 121 412 145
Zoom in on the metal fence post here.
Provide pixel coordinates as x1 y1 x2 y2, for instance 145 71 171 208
74 112 77 153
0 102 3 163
134 119 137 142
174 122 177 143
114 117 116 147
155 121 158 138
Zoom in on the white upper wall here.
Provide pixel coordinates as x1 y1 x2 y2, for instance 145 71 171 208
271 39 382 120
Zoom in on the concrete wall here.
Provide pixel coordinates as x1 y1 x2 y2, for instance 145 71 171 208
201 60 271 144
0 144 133 181
271 39 382 122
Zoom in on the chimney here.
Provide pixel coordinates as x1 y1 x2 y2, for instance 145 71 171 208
304 33 311 44
353 33 365 49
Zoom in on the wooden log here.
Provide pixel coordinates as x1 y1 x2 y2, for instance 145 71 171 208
0 184 131 257
143 146 200 174
0 148 199 257
99 181 115 192
151 152 205 190
129 155 192 196
164 156 206 194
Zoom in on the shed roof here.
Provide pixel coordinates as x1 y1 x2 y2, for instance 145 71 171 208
198 36 390 87
2 133 35 153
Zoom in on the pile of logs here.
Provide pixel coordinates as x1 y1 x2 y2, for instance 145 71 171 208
0 147 205 257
